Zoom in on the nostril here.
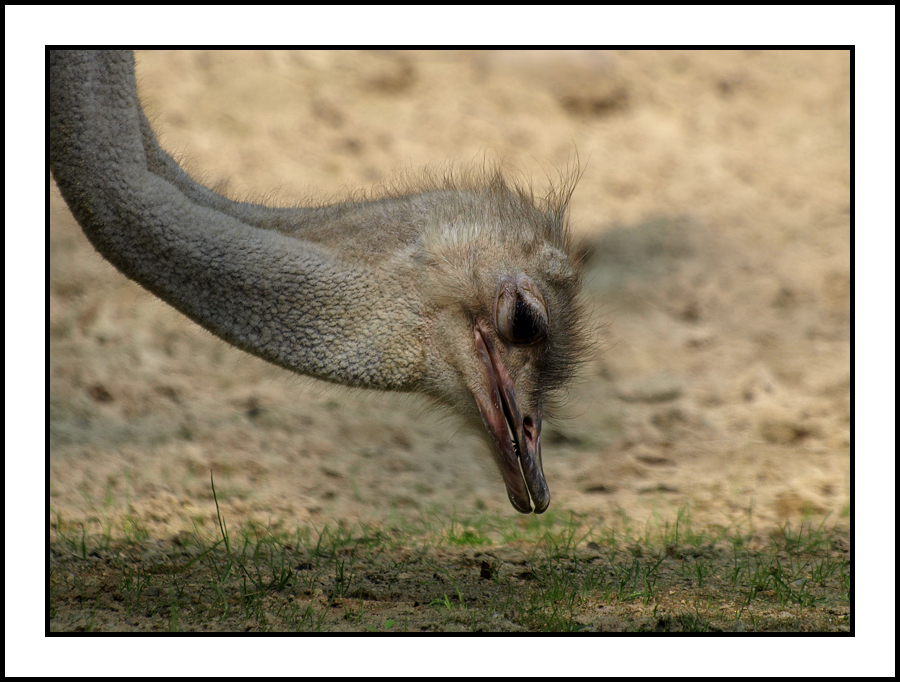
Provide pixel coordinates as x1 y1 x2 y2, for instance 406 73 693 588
523 416 535 447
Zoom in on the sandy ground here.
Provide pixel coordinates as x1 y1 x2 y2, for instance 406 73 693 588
49 50 850 539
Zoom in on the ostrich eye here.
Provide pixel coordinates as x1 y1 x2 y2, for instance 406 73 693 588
495 275 549 345
510 296 544 343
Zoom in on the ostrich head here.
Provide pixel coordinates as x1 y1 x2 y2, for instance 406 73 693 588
417 175 586 513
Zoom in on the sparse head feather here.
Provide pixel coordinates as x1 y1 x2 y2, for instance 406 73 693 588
412 165 588 418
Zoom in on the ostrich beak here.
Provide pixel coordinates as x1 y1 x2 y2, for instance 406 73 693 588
473 325 549 513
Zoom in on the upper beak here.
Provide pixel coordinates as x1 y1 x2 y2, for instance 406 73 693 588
473 325 549 513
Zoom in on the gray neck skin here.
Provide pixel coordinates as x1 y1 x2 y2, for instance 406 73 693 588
49 50 426 391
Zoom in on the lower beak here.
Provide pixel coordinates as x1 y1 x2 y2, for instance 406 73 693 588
473 326 549 513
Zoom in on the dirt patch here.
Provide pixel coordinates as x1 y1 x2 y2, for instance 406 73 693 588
49 50 850 631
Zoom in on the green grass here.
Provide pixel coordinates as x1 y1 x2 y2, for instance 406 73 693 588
49 486 850 632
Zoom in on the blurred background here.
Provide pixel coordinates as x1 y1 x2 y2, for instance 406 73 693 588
49 50 850 536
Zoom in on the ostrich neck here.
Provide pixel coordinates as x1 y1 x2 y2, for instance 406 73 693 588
49 50 425 391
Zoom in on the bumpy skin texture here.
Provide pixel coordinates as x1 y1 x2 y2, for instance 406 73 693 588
49 50 585 512
49 50 426 391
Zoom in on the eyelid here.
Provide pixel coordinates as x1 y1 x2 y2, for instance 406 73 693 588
495 275 549 345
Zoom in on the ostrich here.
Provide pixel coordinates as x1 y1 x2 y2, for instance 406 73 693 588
48 50 586 513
